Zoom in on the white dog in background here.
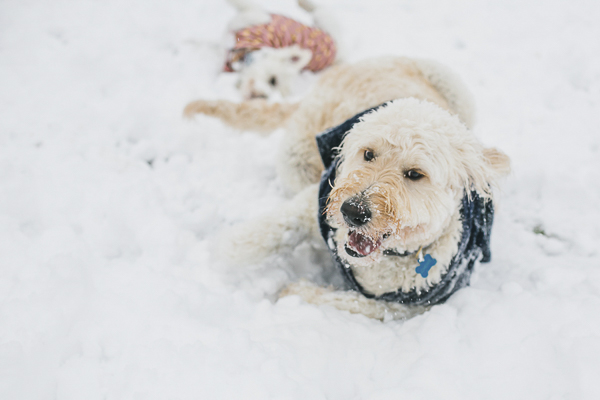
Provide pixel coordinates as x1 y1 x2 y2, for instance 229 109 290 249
223 0 341 100
185 57 510 320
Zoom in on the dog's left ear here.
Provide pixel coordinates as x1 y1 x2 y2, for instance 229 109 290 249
483 147 511 177
460 146 510 199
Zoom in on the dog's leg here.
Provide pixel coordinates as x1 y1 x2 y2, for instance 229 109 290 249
297 0 344 61
184 99 299 134
276 125 324 194
280 280 427 321
216 184 321 265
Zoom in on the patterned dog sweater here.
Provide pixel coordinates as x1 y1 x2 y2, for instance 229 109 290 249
224 14 336 72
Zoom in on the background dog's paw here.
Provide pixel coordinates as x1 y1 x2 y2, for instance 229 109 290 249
183 100 215 119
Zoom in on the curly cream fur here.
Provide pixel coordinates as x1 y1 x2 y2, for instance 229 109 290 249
186 57 510 319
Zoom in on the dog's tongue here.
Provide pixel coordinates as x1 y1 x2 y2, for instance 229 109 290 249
348 231 381 256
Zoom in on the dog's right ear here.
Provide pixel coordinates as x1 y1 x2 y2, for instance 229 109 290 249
283 45 312 71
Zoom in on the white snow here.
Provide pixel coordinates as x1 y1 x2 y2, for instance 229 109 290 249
1 0 600 398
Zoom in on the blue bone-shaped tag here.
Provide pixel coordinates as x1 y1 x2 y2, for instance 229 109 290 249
416 254 437 278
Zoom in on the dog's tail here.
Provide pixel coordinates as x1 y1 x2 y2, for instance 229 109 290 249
298 0 343 60
297 0 317 12
413 59 476 129
226 0 258 12
184 99 299 134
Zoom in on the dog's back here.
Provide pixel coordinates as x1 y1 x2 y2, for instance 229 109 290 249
412 58 476 129
275 57 475 193
185 57 477 193
290 57 460 135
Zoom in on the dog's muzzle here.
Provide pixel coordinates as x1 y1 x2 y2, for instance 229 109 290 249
340 197 383 257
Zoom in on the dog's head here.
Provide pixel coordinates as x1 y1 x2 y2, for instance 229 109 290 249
236 45 313 100
326 99 510 265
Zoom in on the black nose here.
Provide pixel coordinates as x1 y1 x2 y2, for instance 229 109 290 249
249 91 268 100
340 198 371 227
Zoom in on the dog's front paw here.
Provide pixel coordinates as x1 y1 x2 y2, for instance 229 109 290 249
279 279 333 299
279 280 334 304
279 280 426 321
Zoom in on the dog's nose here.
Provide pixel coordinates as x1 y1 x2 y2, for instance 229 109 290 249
249 91 268 100
341 199 371 227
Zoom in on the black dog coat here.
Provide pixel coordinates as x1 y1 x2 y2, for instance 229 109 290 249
316 104 494 306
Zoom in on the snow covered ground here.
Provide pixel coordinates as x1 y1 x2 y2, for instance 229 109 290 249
1 0 600 398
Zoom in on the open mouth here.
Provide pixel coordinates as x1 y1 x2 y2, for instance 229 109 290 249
344 230 382 257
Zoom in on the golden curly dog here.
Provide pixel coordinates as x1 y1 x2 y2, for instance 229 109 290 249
185 57 510 320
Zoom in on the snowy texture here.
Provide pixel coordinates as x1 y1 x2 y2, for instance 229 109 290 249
1 0 599 399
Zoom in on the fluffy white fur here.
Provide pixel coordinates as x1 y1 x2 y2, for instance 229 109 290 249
225 0 341 100
236 46 313 99
185 57 510 320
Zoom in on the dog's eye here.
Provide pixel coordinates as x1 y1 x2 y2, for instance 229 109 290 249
268 76 277 87
405 169 424 181
364 149 375 162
